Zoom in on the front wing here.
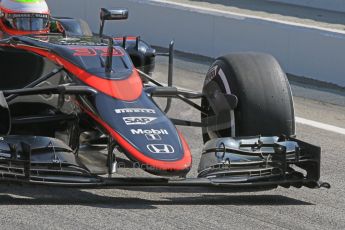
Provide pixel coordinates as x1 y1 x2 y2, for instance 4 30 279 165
0 136 330 191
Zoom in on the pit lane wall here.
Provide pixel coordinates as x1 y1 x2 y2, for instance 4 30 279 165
268 0 345 13
47 0 345 87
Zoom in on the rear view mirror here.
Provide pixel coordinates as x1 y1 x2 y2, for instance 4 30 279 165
100 8 128 21
99 8 129 37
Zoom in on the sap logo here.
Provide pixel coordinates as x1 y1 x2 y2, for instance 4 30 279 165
131 129 168 135
123 117 157 125
147 144 174 154
115 108 156 114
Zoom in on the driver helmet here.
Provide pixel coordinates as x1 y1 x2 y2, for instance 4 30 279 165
0 0 50 35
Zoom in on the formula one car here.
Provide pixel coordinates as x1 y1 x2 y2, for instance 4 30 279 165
0 8 330 190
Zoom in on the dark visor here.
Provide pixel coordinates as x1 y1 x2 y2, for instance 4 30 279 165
3 13 49 31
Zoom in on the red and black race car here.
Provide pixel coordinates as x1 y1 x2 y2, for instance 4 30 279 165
0 8 329 190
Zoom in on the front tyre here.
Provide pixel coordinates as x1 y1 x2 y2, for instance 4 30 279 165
202 53 295 142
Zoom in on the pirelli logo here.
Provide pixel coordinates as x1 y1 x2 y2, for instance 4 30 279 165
115 108 156 114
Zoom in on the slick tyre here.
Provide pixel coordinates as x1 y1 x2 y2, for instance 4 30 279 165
201 53 295 142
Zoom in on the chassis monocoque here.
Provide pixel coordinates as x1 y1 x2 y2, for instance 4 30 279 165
0 8 329 191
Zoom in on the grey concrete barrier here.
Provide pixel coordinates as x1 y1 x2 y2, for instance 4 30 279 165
47 0 345 87
268 0 345 13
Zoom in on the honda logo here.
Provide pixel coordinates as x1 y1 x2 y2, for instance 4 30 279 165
147 144 175 154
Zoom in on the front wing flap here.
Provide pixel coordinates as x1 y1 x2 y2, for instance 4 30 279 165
197 136 329 189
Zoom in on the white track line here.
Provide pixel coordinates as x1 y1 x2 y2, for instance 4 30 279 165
296 117 345 135
152 0 345 34
171 83 345 135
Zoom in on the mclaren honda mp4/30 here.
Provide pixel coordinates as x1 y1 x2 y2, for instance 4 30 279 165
0 8 330 191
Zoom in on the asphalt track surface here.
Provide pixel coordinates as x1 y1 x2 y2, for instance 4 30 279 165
0 53 344 230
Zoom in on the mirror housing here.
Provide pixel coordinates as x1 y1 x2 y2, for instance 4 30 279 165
100 8 129 21
99 8 129 37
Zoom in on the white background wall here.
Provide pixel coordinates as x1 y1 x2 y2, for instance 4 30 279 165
269 0 345 13
47 0 345 87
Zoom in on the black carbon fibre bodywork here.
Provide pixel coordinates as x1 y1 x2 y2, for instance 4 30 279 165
84 92 185 162
10 36 134 80
0 35 191 176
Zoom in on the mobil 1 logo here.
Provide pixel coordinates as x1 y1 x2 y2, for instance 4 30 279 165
131 129 168 135
131 129 168 141
145 134 162 141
